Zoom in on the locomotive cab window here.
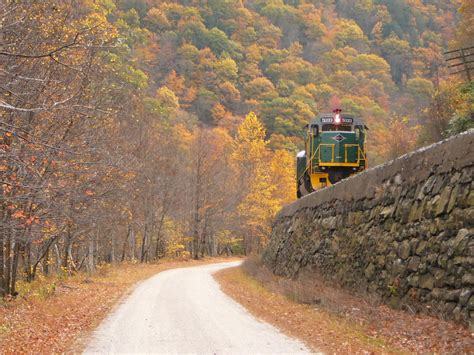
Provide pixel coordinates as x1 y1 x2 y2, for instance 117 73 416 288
310 125 319 136
322 124 352 132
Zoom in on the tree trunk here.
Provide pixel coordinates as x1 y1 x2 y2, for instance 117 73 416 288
31 235 58 279
67 243 75 271
0 217 5 296
243 234 249 256
110 233 115 263
63 230 71 269
4 232 12 295
154 211 166 260
54 244 61 272
10 240 20 295
87 237 95 272
140 222 148 263
24 241 32 282
192 184 201 260
130 226 136 261
121 224 131 262
192 217 200 260
44 246 50 275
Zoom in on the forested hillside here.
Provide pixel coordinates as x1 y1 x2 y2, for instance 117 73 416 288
1 0 472 295
115 0 472 159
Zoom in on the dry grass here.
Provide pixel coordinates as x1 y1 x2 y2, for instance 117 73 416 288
0 257 239 354
215 257 474 354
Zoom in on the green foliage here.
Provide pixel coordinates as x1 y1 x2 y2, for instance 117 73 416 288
193 88 220 124
144 8 171 32
123 8 140 27
101 52 148 89
205 28 242 58
335 19 368 49
204 0 243 35
446 82 474 136
380 37 412 85
213 57 239 82
447 114 474 136
145 87 180 121
407 78 434 100
121 65 148 89
96 0 116 15
261 1 299 25
349 54 390 79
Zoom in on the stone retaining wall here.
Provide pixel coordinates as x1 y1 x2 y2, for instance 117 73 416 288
263 130 474 328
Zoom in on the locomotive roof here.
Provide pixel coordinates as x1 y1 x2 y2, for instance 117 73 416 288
309 112 365 126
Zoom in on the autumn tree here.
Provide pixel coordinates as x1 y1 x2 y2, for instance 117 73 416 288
231 112 278 253
187 127 236 259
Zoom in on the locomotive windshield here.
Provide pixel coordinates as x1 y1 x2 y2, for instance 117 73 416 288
322 124 352 132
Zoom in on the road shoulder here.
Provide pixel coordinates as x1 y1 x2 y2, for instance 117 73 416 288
215 260 473 354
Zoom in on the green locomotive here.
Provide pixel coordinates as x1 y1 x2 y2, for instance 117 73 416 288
297 109 368 198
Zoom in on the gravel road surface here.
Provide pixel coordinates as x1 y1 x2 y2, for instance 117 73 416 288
84 261 311 354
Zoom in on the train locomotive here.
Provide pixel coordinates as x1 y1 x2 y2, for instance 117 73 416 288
296 109 368 198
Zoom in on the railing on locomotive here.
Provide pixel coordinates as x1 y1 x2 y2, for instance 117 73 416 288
308 128 366 173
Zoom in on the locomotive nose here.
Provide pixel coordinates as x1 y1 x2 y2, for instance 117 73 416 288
319 132 357 164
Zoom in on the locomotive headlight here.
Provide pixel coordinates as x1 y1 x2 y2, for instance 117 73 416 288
334 113 341 124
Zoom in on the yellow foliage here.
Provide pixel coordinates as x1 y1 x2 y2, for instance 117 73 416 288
270 149 295 206
231 112 268 171
232 112 290 252
238 164 280 250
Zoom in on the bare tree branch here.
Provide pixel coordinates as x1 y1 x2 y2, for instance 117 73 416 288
0 32 81 59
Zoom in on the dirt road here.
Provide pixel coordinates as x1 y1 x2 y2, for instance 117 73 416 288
84 261 311 354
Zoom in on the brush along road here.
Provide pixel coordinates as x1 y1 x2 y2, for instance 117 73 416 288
84 261 311 354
